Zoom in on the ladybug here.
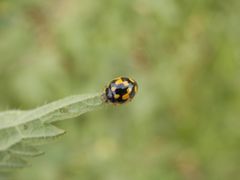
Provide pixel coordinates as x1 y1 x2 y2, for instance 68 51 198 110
104 77 138 104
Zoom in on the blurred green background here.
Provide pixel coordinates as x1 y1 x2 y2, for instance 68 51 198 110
0 0 240 179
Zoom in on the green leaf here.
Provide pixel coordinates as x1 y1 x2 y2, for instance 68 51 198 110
0 152 28 169
0 93 104 176
9 143 44 157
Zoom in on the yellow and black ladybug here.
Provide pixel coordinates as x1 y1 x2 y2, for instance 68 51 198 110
104 77 138 104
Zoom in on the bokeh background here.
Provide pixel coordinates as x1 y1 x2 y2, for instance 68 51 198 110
0 0 240 179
